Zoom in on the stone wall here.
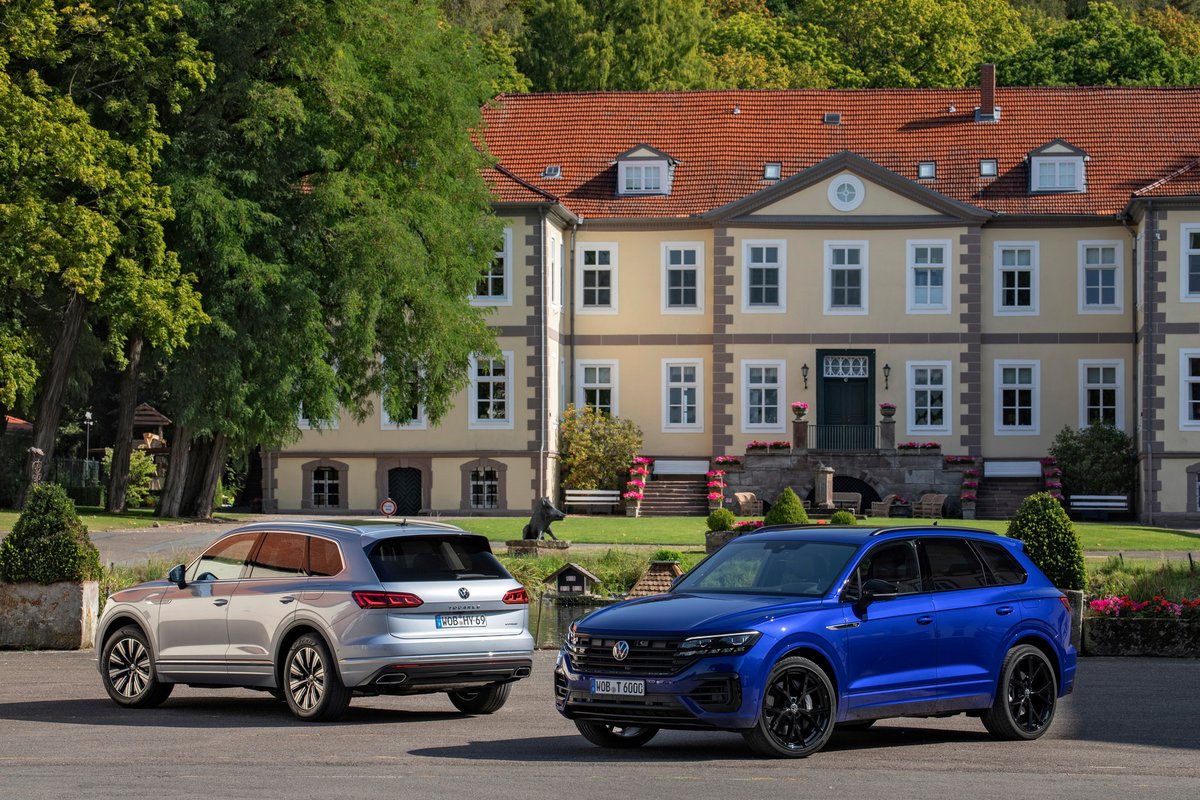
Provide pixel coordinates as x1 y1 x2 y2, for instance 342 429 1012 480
0 581 98 649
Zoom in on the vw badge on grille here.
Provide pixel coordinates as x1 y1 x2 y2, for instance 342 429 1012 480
612 640 630 661
458 587 470 599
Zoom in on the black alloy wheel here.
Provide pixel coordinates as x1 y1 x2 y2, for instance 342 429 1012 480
982 644 1057 740
743 656 836 758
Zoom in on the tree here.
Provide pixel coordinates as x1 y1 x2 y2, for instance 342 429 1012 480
558 405 643 492
1007 492 1086 590
1141 5 1200 57
764 487 809 525
1048 423 1137 497
155 0 501 518
703 10 863 88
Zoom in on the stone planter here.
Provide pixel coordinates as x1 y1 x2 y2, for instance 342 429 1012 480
879 407 896 419
708 500 723 512
960 501 976 520
705 530 738 554
1083 617 1200 657
505 539 571 558
0 581 99 649
625 502 640 517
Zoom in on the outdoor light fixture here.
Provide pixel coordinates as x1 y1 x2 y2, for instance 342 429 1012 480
882 363 891 390
801 363 810 389
83 411 93 462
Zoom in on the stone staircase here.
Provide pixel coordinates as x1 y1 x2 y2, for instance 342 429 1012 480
639 479 710 517
975 478 1043 520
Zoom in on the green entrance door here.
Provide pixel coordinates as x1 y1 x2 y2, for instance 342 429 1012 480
817 351 875 449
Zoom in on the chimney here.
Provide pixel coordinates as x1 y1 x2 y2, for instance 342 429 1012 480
978 63 997 122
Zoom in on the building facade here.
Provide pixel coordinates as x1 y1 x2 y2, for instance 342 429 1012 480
265 70 1200 524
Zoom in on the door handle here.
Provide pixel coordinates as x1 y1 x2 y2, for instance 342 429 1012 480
996 606 1015 616
916 615 933 625
213 598 228 607
279 596 296 604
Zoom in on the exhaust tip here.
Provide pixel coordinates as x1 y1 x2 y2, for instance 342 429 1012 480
514 666 531 678
375 672 408 685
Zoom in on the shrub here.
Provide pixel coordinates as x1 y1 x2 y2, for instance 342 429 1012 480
101 448 158 508
764 488 809 526
1006 492 1085 590
558 404 643 491
706 507 735 532
1048 422 1136 497
0 483 101 584
829 510 856 525
650 548 683 562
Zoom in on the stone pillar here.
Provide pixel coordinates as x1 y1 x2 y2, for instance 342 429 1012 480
793 419 809 451
813 463 834 509
880 418 896 450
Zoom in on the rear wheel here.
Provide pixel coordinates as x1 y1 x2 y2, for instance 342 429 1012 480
448 683 512 714
743 656 836 758
282 634 351 722
574 720 659 749
101 625 174 708
981 644 1057 740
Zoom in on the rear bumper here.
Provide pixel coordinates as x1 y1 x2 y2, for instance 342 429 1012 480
344 649 534 691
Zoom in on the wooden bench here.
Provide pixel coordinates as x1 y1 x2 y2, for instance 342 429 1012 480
1069 494 1130 520
563 489 622 513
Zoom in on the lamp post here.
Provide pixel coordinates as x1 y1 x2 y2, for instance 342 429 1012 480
83 411 93 463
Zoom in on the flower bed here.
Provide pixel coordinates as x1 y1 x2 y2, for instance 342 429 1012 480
1083 595 1200 656
745 440 793 452
897 441 940 450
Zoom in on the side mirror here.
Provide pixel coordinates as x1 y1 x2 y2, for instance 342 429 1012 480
168 564 187 589
852 579 898 613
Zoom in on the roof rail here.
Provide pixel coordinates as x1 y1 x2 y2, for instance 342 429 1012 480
869 524 1001 537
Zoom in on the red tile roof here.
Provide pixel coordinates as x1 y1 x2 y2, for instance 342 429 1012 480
627 561 684 598
479 88 1200 219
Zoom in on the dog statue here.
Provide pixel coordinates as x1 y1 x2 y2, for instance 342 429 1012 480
522 496 567 540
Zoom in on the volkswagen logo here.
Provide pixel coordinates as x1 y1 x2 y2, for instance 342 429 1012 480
458 587 470 599
612 640 630 661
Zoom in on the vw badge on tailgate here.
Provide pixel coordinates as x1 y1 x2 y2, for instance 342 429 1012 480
458 587 470 599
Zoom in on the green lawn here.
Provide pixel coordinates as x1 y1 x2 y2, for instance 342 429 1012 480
0 506 247 534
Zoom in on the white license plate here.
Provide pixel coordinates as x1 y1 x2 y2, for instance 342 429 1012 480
436 614 487 629
590 678 644 697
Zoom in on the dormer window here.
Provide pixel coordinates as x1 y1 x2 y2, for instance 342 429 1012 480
541 165 561 179
615 144 676 197
1028 140 1087 193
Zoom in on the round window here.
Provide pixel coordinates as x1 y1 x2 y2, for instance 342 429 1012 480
828 174 865 212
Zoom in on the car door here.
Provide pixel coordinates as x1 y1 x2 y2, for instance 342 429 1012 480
226 531 309 683
841 539 940 718
155 532 260 682
923 536 1025 712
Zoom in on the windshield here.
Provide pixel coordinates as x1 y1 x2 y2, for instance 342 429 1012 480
674 539 857 596
367 535 511 582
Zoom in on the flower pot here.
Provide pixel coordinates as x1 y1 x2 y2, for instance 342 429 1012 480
960 501 976 520
626 504 640 517
0 581 99 649
879 407 896 418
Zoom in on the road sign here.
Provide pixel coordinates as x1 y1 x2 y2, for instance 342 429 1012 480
379 497 398 517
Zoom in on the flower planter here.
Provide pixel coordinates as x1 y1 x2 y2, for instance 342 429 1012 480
626 504 640 517
960 501 976 520
879 407 896 419
705 530 738 554
0 581 99 649
1083 617 1200 657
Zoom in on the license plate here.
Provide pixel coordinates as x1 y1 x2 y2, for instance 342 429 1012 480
436 614 487 629
590 678 644 697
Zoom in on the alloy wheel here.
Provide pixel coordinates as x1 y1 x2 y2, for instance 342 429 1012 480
761 666 832 751
107 637 151 698
288 645 326 711
1005 652 1055 734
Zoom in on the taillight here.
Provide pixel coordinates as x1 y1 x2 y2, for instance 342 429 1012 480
352 590 424 609
502 587 529 605
1059 596 1072 616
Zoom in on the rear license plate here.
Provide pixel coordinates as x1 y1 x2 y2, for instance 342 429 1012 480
590 678 644 697
436 614 487 629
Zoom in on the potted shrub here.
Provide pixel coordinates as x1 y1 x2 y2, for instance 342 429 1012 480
0 483 102 649
1006 492 1086 647
704 507 737 553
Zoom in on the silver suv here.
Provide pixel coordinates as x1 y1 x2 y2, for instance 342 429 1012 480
97 520 534 721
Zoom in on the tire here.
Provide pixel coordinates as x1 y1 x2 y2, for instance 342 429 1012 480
448 683 512 715
282 634 352 722
743 656 837 758
100 625 174 708
981 644 1058 741
835 719 876 732
574 720 659 749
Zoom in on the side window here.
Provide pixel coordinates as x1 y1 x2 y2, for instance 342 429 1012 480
922 538 989 591
974 541 1028 586
852 541 922 595
247 532 307 578
188 532 259 582
307 536 344 577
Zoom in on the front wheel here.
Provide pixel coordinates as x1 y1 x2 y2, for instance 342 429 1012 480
282 634 351 721
448 683 512 714
743 656 836 758
981 644 1057 740
101 625 174 708
574 720 659 749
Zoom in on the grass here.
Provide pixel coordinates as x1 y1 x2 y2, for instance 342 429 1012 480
1086 555 1200 600
0 505 248 534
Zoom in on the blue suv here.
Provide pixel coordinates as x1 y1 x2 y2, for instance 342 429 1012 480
555 525 1076 758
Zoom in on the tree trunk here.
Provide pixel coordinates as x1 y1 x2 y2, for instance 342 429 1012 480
156 424 193 518
178 435 212 518
20 294 88 507
105 333 144 512
191 432 228 519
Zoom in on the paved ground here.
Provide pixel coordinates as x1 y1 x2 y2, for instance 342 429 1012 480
0 650 1196 800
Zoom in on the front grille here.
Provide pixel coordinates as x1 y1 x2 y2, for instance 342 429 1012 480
565 691 695 724
569 634 682 676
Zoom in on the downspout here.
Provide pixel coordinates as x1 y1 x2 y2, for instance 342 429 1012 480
1142 200 1155 526
539 205 549 500
568 219 580 409
1122 211 1143 523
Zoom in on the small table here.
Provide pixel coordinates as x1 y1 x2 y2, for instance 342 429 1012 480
889 503 913 518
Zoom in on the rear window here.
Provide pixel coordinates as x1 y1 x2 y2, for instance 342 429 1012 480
922 537 989 591
367 535 510 582
974 541 1028 586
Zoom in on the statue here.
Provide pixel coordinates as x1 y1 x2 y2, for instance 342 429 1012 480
522 497 567 541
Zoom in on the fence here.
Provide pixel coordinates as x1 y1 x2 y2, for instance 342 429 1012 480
809 424 879 451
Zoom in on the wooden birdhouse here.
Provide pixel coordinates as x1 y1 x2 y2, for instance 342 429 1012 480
545 563 601 596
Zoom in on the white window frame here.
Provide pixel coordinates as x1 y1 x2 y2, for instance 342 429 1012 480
740 359 786 434
575 359 619 416
1077 240 1123 314
381 397 426 431
1078 359 1124 431
827 174 865 212
741 239 787 314
661 241 705 315
662 358 704 433
298 408 339 431
993 241 1040 316
618 161 667 195
824 240 869 315
549 229 564 309
907 361 952 436
1031 157 1084 192
994 360 1040 436
576 243 618 315
1181 349 1200 431
906 239 952 314
1181 224 1200 303
471 226 512 307
468 351 514 430
469 467 500 510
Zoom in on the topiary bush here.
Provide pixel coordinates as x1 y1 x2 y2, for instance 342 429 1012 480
1006 492 1085 590
0 483 101 584
764 487 809 526
650 548 683 562
829 510 856 525
706 507 735 532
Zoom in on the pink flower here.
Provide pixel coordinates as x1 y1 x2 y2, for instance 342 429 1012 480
790 401 809 411
622 491 643 500
707 492 724 500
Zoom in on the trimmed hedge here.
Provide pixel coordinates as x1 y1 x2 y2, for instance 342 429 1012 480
0 483 102 584
706 507 736 532
1006 492 1085 590
764 487 809 526
829 510 857 525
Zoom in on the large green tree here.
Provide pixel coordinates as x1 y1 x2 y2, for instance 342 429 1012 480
703 10 863 88
156 0 502 517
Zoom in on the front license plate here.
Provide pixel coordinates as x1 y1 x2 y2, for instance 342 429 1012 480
436 614 487 629
590 678 644 697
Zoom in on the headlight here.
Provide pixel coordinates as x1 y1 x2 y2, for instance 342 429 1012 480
565 622 579 649
676 631 761 658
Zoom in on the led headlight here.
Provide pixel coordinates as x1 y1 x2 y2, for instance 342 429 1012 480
677 631 762 658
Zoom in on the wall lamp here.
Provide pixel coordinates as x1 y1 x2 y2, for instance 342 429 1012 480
801 363 810 389
882 363 891 390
